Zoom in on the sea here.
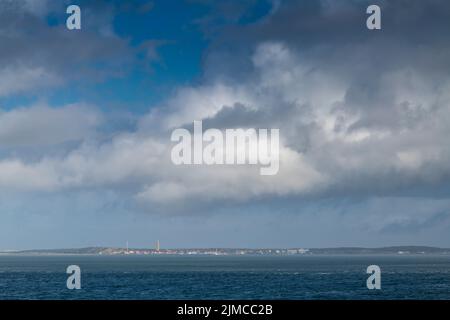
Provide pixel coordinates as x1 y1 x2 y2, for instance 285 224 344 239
0 254 449 300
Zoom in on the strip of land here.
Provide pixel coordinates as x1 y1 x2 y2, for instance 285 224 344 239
1 246 449 255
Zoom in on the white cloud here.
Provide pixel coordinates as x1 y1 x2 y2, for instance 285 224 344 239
0 158 58 191
0 103 102 146
0 66 62 97
2 40 450 209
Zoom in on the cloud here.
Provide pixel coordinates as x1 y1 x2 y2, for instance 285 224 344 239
0 104 102 147
0 0 136 97
1 0 450 219
0 66 62 96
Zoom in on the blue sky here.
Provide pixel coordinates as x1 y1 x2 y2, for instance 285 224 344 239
1 0 450 250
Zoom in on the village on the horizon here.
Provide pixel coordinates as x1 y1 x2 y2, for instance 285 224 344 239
4 244 450 256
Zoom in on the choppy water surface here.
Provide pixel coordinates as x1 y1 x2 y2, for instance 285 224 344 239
0 255 448 299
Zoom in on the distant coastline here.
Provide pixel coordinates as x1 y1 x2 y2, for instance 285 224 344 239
1 246 449 256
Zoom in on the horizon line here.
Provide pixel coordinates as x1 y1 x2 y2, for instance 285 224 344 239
2 244 449 252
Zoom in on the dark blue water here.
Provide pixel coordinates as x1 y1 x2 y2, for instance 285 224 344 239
0 255 449 299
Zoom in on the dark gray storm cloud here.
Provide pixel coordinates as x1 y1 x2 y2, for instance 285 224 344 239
0 0 154 96
174 0 450 200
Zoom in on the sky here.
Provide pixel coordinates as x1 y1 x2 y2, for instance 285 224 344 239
1 0 450 250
